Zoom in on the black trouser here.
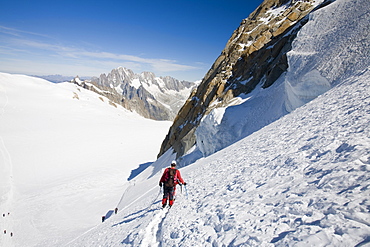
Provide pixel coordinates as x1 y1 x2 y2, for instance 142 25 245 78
162 186 175 205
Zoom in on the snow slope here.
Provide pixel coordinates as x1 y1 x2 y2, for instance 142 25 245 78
65 0 370 246
69 65 370 247
0 73 171 246
196 0 370 157
1 0 369 246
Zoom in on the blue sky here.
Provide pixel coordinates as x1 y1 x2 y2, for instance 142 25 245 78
0 0 263 81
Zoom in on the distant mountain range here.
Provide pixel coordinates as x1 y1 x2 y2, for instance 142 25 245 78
70 67 197 120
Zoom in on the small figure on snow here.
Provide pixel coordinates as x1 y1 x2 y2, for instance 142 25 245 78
159 161 186 208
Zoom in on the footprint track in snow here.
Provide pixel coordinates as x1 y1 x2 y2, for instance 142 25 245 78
141 208 169 247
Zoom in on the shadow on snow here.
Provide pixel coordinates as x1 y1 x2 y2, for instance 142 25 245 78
128 162 153 181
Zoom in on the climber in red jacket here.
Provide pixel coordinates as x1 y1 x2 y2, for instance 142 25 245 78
159 161 186 208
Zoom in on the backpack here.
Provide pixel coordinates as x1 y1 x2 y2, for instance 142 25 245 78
164 168 177 187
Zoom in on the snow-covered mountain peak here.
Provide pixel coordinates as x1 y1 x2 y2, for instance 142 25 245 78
74 67 196 120
140 71 156 83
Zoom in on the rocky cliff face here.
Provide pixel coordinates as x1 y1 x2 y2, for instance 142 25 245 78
71 67 196 120
158 0 329 158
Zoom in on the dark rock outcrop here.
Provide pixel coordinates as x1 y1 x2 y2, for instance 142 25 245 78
158 0 329 158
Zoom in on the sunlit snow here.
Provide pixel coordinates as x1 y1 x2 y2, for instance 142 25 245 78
0 0 369 246
0 73 171 246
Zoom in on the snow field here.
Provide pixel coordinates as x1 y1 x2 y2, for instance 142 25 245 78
0 73 171 246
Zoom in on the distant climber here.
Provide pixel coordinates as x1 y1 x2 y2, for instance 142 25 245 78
159 161 186 208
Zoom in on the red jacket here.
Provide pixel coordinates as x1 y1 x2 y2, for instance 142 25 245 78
160 167 184 185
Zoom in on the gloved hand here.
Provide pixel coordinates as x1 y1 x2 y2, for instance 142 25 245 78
159 182 162 187
183 182 187 186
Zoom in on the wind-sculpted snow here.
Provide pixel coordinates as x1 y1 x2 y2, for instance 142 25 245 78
69 67 370 246
196 79 287 157
196 0 369 157
284 0 370 111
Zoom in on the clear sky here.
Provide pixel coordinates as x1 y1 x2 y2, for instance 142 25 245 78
0 0 263 82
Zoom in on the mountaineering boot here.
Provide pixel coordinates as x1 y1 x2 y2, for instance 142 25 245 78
169 200 174 207
162 198 167 208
